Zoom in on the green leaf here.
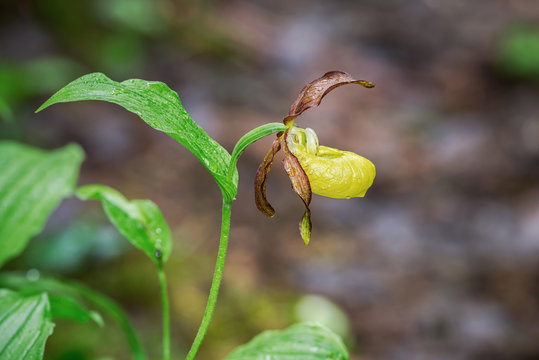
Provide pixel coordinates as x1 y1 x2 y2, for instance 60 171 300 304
225 322 350 360
0 289 55 360
49 295 104 327
8 281 104 327
36 72 237 200
0 272 146 360
76 184 172 264
0 141 84 268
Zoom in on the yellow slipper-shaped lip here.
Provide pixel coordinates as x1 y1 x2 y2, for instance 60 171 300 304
287 127 376 199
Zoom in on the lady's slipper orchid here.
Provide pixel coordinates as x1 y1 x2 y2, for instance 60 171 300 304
254 71 375 245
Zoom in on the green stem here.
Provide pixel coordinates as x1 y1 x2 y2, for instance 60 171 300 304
158 263 170 360
185 199 232 360
228 122 287 179
75 283 147 360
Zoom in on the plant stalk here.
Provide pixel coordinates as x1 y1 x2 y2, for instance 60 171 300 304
158 263 170 360
185 199 232 360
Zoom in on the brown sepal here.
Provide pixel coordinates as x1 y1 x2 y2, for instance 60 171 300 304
285 71 375 123
254 135 283 217
282 131 313 244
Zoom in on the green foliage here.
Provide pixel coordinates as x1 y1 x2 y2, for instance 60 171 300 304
0 57 83 108
76 185 172 264
0 142 84 267
225 323 350 360
496 26 539 79
3 276 103 326
95 0 166 35
36 72 238 201
19 217 127 273
49 294 104 326
0 273 146 360
0 72 356 360
0 289 55 360
0 97 14 123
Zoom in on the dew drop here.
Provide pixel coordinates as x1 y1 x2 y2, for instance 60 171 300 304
26 269 40 282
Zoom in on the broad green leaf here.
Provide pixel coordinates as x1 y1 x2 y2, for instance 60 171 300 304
76 184 172 264
225 323 350 360
0 272 146 360
0 289 54 360
36 72 237 200
0 141 84 267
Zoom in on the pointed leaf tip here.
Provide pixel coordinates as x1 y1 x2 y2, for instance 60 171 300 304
76 185 172 264
35 72 236 200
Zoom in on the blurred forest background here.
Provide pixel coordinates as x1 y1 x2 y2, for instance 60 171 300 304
1 0 539 359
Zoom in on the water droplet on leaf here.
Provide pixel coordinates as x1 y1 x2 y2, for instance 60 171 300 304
26 268 40 282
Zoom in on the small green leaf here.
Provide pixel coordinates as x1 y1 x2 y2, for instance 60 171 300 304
0 289 55 360
0 141 84 268
225 322 350 360
36 72 237 200
76 185 172 263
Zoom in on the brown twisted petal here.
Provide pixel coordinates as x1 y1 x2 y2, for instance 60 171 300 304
282 131 312 245
254 134 283 217
283 71 375 125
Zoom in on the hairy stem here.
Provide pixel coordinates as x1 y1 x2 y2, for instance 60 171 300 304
158 263 170 360
185 199 232 360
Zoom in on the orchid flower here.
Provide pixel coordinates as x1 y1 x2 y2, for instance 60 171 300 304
254 71 376 245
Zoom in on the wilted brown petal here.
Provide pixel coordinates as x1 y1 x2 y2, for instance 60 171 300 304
283 131 313 244
254 135 283 217
286 71 375 122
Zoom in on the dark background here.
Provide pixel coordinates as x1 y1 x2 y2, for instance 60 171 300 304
1 0 539 359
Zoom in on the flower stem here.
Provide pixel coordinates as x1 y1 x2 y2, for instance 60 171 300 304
185 199 232 360
158 263 170 360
